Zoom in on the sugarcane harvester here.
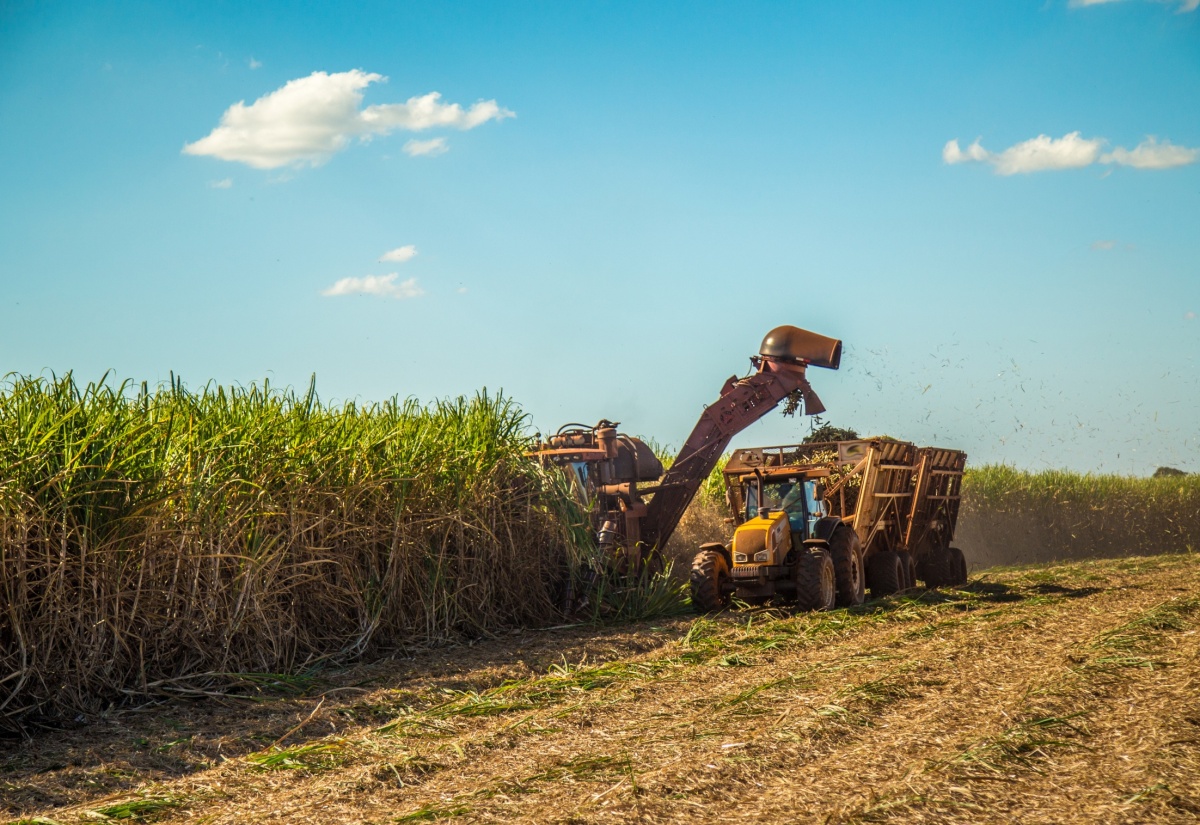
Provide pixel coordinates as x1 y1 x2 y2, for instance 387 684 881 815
530 325 842 579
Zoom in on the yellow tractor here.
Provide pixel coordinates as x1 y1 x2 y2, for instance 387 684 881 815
691 464 857 611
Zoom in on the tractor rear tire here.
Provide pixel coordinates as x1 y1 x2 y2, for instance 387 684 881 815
793 548 836 612
867 550 905 598
828 525 865 607
690 548 732 613
898 551 917 591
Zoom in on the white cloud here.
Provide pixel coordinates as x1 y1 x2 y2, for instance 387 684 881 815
184 70 513 169
456 286 469 294
1185 311 1196 320
942 139 988 165
248 57 262 69
943 132 1102 174
1070 0 1198 10
403 137 449 157
944 132 1198 175
365 93 512 131
991 132 1103 175
322 273 423 299
1101 137 1199 169
209 178 233 189
379 245 417 263
1091 240 1116 250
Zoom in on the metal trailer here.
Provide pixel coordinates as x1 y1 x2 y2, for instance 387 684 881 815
708 439 968 610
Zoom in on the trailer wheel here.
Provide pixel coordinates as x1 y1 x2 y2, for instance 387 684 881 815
867 550 905 598
828 525 865 607
690 549 732 613
920 547 963 588
949 547 968 586
793 548 836 612
898 551 917 590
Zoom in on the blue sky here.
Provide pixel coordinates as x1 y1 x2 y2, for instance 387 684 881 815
1 0 1197 473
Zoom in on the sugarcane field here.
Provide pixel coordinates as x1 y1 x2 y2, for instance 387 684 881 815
3 3 1199 824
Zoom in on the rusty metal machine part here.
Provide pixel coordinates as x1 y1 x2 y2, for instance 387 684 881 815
759 325 842 369
531 325 841 578
639 326 840 554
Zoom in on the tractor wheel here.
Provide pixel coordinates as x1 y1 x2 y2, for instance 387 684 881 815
828 525 865 607
867 550 905 598
690 548 731 613
949 547 968 586
793 548 836 612
897 551 918 591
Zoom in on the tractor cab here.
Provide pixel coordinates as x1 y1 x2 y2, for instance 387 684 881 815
744 475 827 540
728 468 831 568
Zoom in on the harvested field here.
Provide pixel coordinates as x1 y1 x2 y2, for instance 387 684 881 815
4 552 1199 824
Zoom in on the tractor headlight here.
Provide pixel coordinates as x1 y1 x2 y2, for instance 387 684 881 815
754 550 770 563
734 553 748 563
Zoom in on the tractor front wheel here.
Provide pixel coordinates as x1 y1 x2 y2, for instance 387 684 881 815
690 548 732 613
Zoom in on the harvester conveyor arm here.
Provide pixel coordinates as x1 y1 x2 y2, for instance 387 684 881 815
640 358 819 553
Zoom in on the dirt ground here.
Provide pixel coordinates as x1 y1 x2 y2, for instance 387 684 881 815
4 552 1199 825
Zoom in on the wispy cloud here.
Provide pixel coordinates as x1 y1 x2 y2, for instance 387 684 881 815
1070 0 1198 11
208 178 233 189
403 137 449 157
322 273 423 299
184 70 513 169
993 132 1102 174
379 245 417 263
248 57 262 69
944 132 1199 174
943 132 1101 174
942 139 989 165
1101 137 1199 169
1091 240 1117 251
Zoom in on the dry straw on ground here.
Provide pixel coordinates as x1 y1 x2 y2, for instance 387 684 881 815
5 553 1198 824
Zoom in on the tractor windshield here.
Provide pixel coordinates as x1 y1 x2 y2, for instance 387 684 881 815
745 478 823 537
